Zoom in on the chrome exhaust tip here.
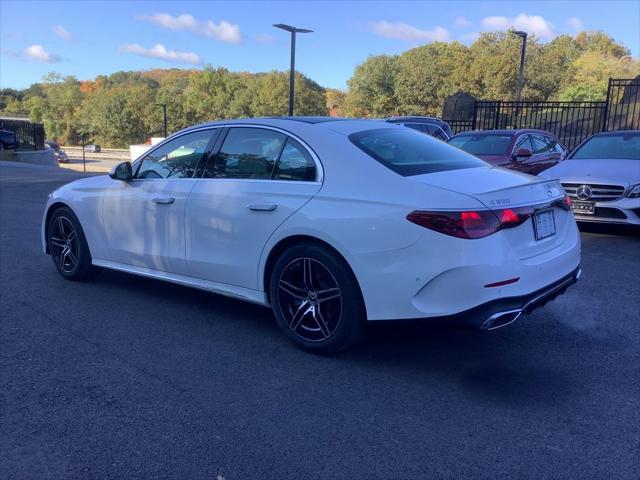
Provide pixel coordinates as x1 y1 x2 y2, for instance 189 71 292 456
480 309 522 330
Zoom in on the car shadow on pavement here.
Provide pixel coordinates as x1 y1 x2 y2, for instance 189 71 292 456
343 319 578 407
93 267 581 409
578 222 639 237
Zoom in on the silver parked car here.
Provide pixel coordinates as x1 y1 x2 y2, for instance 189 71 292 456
541 131 640 225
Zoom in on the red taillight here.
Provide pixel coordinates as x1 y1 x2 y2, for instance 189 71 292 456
499 206 534 228
406 210 501 239
407 206 534 239
500 208 519 224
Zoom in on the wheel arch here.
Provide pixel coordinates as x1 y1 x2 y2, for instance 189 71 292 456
262 234 366 314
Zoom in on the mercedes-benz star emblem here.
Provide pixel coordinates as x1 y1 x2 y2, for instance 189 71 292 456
545 184 553 197
576 184 592 200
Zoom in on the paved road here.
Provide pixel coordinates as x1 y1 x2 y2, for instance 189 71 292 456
1 162 639 479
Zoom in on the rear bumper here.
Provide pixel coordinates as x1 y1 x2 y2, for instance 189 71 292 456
357 208 581 321
392 266 580 329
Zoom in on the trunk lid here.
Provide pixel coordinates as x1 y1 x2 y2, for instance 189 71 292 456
409 166 571 259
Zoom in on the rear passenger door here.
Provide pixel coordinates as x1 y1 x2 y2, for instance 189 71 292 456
185 126 322 289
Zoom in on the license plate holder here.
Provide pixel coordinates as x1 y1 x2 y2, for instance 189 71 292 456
571 200 595 215
533 209 556 241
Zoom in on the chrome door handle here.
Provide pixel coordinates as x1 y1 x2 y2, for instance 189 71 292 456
152 196 175 204
247 203 277 212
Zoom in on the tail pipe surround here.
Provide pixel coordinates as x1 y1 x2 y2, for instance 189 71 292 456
480 268 581 331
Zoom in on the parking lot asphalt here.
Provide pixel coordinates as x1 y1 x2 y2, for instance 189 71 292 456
1 161 639 480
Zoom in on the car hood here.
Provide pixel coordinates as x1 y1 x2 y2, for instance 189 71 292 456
541 159 640 187
52 174 110 196
409 166 564 208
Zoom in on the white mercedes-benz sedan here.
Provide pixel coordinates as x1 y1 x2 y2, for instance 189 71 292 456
42 117 581 352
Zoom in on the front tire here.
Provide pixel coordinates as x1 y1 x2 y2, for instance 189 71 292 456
47 207 95 281
269 243 366 353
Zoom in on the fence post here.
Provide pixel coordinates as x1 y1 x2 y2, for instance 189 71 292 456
602 77 613 132
494 102 501 130
471 102 477 130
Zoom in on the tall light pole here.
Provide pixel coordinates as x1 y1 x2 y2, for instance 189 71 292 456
513 30 528 103
273 23 313 116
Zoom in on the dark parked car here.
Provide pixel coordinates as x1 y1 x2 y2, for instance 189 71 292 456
84 144 101 153
0 129 19 151
45 140 69 163
448 129 566 175
385 116 453 141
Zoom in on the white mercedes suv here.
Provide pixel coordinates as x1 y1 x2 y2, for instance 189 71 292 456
42 117 581 352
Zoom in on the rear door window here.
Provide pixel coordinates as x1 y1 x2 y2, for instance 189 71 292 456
207 128 286 179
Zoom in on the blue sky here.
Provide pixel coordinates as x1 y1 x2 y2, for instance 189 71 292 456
1 1 639 90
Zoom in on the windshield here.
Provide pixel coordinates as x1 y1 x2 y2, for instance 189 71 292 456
448 134 513 155
350 128 486 176
570 133 640 160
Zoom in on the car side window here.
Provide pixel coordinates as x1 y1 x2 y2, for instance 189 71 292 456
514 134 533 152
273 138 316 181
136 130 214 179
530 134 557 154
206 128 286 179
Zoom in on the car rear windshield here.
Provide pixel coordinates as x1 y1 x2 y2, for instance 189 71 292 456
349 128 486 176
570 133 640 160
448 134 513 155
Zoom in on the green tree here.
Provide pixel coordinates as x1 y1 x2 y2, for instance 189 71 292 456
344 55 400 117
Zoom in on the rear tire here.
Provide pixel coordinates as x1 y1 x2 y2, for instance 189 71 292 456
47 207 96 281
269 243 366 354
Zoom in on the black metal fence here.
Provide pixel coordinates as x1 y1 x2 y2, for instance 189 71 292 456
443 77 640 150
445 119 474 135
0 119 45 150
472 101 607 150
604 77 640 131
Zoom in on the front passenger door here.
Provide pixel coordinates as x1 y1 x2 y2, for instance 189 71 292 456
102 128 218 274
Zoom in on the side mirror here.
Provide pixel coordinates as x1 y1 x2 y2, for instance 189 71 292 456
109 161 133 181
513 148 533 159
561 149 571 160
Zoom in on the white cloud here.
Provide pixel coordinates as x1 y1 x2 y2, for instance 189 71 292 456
566 17 584 32
460 32 480 43
137 13 242 44
254 33 276 44
53 25 73 41
119 43 203 65
23 45 60 63
370 21 451 42
454 17 472 28
481 13 556 40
